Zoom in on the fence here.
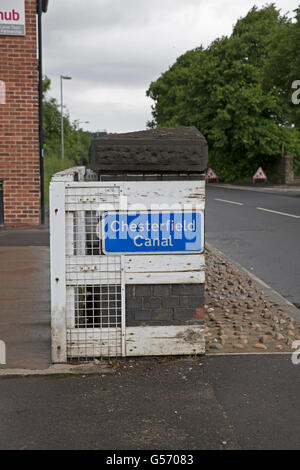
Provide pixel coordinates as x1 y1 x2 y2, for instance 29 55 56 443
50 167 205 363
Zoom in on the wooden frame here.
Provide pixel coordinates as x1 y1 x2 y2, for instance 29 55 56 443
50 182 67 363
50 175 206 361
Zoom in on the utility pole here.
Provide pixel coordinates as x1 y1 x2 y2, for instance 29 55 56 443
60 75 72 160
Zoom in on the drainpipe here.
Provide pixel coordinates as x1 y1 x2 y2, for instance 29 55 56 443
0 179 4 229
37 0 45 225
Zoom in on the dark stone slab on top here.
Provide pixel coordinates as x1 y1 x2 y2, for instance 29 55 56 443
89 126 208 174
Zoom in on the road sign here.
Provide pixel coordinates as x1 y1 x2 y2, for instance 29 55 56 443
253 167 267 181
206 168 218 181
102 211 204 254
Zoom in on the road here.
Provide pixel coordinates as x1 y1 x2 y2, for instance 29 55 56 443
206 185 300 308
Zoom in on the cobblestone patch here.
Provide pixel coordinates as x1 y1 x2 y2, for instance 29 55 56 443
205 248 300 353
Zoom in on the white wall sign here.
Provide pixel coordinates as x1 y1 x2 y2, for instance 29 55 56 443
0 0 25 36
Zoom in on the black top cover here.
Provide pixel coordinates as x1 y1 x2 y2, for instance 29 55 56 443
89 126 208 173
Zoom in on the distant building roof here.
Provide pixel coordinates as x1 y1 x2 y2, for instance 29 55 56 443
89 126 208 174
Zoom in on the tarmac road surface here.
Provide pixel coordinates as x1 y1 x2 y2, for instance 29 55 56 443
206 186 300 308
0 355 299 450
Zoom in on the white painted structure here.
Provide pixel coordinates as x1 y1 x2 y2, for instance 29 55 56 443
0 340 6 365
50 167 205 362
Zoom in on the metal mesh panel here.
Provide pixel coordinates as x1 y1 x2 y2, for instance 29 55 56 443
75 285 122 328
64 185 124 361
68 210 102 256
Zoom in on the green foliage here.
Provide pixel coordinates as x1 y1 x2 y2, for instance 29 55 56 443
44 155 75 201
147 5 300 181
43 76 92 201
264 7 300 128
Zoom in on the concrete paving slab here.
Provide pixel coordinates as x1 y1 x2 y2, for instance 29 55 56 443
0 362 114 377
0 228 49 247
0 246 51 369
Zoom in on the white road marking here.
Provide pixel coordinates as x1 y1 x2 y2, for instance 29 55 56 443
256 207 300 219
214 198 244 206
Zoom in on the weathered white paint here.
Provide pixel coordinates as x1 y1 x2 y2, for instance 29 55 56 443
121 256 126 357
65 212 75 256
123 181 205 210
126 325 205 356
64 181 205 212
66 255 121 270
50 182 67 363
51 166 86 182
125 254 205 273
65 184 121 212
66 254 205 285
67 254 204 269
75 211 86 256
0 340 6 365
65 270 204 286
126 271 205 285
67 328 122 358
66 273 121 286
66 287 75 329
51 172 206 359
67 325 205 358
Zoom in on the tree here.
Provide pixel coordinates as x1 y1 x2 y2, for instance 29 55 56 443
264 7 300 122
43 76 92 200
43 76 92 166
147 5 300 180
263 7 300 174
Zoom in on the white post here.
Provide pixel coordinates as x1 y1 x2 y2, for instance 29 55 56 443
50 181 67 363
121 256 126 357
0 340 6 365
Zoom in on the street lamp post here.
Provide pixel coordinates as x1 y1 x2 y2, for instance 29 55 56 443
60 75 72 160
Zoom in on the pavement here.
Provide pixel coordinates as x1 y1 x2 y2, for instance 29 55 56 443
0 227 51 369
0 354 299 450
0 227 50 247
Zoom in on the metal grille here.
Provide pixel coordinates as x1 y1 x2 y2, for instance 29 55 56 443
64 185 125 361
74 285 122 328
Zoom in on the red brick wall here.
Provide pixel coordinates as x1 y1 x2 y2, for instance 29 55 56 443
0 0 40 226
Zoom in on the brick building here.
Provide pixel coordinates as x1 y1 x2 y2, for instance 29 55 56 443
0 0 48 227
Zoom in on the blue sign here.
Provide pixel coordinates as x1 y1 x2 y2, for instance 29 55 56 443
103 212 204 254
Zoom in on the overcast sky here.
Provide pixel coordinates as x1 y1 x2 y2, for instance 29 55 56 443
43 0 298 133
